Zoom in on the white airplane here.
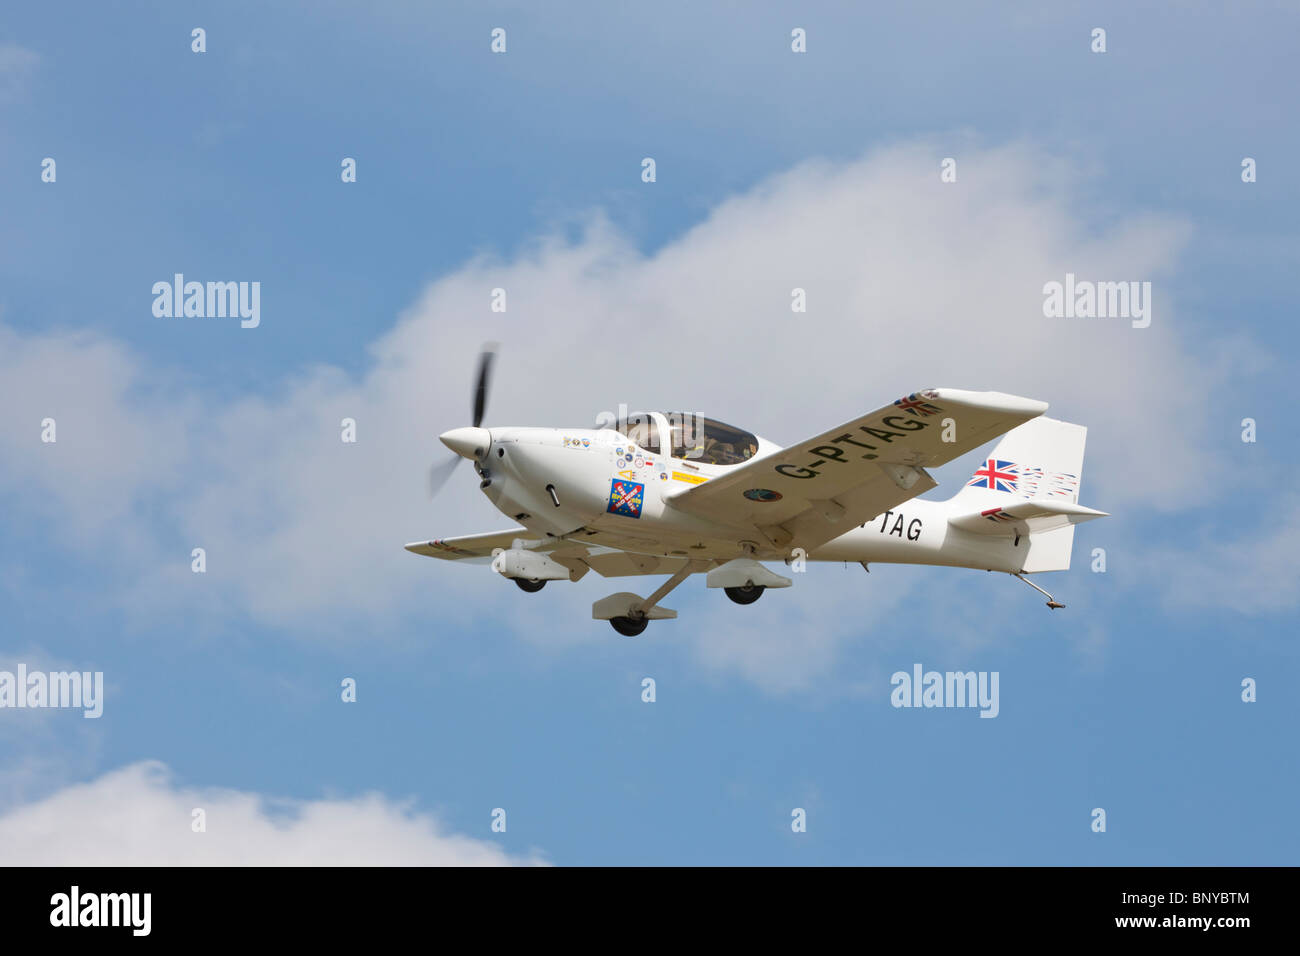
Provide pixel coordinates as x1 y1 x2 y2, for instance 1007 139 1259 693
406 348 1108 635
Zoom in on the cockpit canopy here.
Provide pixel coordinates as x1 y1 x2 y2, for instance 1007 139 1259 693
605 412 758 466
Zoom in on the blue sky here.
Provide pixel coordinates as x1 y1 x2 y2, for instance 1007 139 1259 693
1 1 1296 864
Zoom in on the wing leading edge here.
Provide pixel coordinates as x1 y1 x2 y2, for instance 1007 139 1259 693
404 530 537 563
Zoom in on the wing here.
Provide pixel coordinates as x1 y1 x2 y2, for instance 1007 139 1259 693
404 530 539 563
405 530 696 578
664 388 1049 552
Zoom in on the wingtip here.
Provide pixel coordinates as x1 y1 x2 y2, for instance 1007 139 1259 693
929 388 1049 417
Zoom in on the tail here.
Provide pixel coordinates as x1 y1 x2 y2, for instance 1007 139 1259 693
947 416 1106 572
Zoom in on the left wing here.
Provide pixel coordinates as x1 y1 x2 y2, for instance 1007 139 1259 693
664 388 1048 552
405 531 696 578
404 530 540 563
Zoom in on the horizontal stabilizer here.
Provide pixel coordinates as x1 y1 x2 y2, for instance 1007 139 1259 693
949 499 1109 536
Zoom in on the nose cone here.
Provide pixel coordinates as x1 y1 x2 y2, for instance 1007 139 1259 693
440 426 491 460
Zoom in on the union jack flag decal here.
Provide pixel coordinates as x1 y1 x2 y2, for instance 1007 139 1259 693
893 393 942 416
1011 465 1079 500
968 458 1019 493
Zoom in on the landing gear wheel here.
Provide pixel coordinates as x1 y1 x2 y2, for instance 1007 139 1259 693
610 615 648 637
725 584 765 605
514 578 546 593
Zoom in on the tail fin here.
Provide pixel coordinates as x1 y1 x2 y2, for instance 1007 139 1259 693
948 416 1103 572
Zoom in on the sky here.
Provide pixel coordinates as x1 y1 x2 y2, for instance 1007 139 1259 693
0 1 1297 865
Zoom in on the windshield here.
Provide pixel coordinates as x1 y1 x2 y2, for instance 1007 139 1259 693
667 413 757 466
623 418 661 454
602 412 758 465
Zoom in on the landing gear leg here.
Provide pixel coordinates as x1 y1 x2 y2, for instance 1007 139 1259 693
596 562 703 636
1013 573 1065 610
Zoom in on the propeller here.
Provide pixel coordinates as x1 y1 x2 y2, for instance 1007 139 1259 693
427 455 462 497
429 343 498 498
472 345 495 428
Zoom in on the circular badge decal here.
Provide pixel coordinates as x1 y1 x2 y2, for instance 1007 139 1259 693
743 488 783 502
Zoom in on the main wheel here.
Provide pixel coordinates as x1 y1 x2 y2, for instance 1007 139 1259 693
514 578 546 593
725 584 765 605
610 615 648 637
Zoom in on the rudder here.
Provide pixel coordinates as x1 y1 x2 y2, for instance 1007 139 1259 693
950 416 1086 508
948 416 1092 573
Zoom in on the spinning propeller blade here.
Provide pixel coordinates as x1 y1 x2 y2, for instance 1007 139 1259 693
429 343 499 499
472 344 497 428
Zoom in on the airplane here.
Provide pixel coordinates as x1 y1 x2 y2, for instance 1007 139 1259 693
406 348 1108 636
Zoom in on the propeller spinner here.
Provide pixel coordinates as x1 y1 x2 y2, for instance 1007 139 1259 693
429 343 498 496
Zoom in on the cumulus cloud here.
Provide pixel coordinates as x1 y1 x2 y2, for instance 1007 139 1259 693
0 44 38 102
0 139 1265 684
0 647 109 809
0 325 191 556
0 761 543 866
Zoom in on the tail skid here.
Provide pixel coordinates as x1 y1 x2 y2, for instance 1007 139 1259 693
1014 572 1066 610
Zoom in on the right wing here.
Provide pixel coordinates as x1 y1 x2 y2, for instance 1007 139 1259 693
664 388 1049 552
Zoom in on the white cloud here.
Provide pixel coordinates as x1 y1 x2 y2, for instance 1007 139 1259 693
667 565 917 694
0 761 544 865
0 139 1264 682
0 325 192 560
0 647 109 809
0 44 38 102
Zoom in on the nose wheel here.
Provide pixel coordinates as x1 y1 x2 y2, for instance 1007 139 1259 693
610 615 648 637
724 584 765 605
514 578 546 593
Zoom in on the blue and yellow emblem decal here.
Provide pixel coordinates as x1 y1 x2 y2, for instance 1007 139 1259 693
607 479 645 518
